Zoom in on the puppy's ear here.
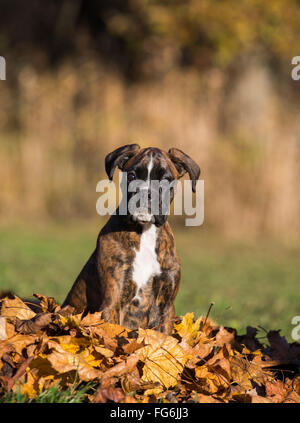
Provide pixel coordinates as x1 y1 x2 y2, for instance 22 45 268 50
105 144 140 180
168 148 200 192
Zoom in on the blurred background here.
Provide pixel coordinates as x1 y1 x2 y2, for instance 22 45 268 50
0 0 299 340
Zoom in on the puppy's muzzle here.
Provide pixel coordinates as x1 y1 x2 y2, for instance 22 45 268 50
129 182 170 226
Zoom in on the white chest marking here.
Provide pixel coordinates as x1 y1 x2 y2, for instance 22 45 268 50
132 225 161 297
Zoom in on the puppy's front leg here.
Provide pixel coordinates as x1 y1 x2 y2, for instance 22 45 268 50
62 250 102 314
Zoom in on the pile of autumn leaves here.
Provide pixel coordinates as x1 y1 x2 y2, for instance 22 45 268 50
0 294 299 403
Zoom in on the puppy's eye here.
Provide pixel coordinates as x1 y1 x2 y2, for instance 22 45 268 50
127 171 136 182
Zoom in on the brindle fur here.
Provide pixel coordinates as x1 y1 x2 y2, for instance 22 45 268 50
63 146 200 334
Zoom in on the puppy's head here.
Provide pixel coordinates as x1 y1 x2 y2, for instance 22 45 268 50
105 144 200 226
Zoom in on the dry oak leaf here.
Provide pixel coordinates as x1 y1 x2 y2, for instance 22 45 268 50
0 296 36 321
174 312 202 346
137 328 191 389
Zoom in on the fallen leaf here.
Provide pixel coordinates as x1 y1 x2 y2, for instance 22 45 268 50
250 395 274 403
195 364 228 394
15 313 54 334
138 329 190 389
174 313 202 346
230 355 266 391
0 296 36 321
93 384 125 403
215 326 235 346
44 339 103 382
0 317 15 340
101 352 141 381
33 294 60 313
265 380 287 403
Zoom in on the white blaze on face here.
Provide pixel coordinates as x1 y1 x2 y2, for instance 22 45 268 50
132 154 154 222
146 155 154 187
132 224 161 300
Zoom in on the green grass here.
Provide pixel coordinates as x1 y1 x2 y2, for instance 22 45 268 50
0 381 96 403
0 220 299 341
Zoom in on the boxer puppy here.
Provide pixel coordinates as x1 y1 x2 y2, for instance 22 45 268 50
62 144 200 333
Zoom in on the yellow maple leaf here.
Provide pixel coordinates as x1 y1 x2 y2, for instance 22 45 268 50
174 312 202 346
138 328 190 389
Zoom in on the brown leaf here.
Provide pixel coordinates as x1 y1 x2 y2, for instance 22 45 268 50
44 338 103 382
101 352 141 382
121 369 160 394
196 393 224 403
236 327 263 352
6 356 34 391
265 380 287 403
230 355 266 391
250 395 274 403
0 342 14 373
283 390 300 403
15 313 54 334
215 326 235 346
181 339 213 369
266 330 300 362
122 395 138 403
93 385 125 403
0 296 36 321
2 333 39 356
195 363 229 394
121 339 143 355
80 312 104 327
0 316 15 340
57 305 75 317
